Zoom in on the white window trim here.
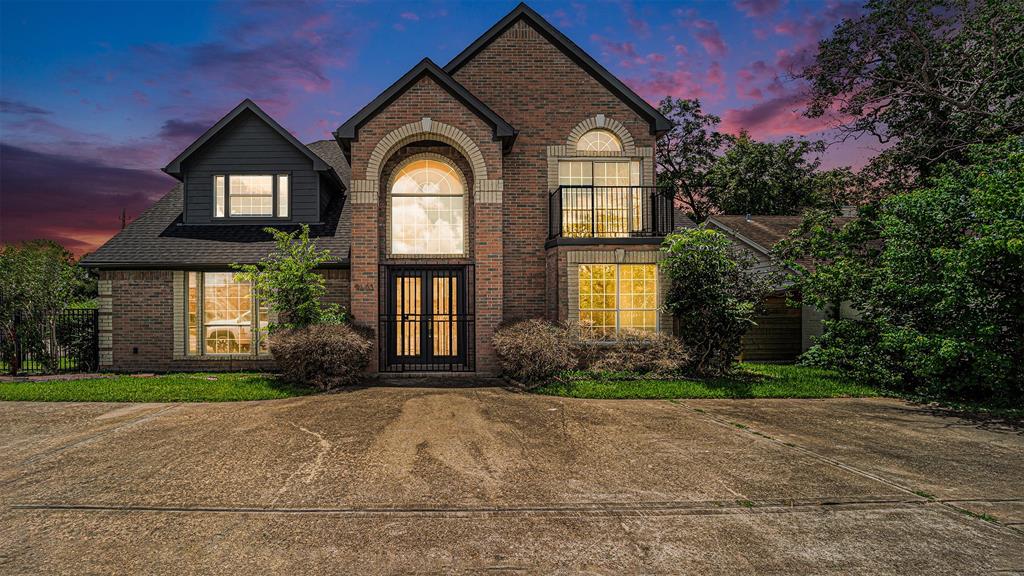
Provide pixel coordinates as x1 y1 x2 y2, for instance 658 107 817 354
385 153 470 259
212 172 291 219
577 263 658 339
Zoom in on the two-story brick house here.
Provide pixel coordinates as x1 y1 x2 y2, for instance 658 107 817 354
82 3 687 375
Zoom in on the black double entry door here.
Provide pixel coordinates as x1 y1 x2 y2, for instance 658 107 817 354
383 266 471 370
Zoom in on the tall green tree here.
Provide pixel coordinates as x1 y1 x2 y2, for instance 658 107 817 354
655 97 726 222
0 241 90 374
777 138 1024 403
801 0 1024 186
706 132 824 215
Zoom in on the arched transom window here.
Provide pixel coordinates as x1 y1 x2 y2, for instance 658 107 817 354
576 129 623 152
390 157 466 256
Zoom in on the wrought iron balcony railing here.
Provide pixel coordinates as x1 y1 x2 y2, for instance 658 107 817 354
548 185 675 240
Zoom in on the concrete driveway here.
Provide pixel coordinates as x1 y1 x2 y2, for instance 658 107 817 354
1 388 1021 574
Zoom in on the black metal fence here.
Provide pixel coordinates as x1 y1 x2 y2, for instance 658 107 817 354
1 309 99 375
549 185 675 239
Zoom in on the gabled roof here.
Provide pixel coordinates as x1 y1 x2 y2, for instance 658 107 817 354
334 58 516 150
444 2 672 136
81 140 352 269
163 99 331 179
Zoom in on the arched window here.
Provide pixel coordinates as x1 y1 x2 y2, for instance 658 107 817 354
576 129 623 152
390 156 466 255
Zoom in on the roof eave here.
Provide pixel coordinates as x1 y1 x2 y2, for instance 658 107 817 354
334 58 516 148
163 99 330 176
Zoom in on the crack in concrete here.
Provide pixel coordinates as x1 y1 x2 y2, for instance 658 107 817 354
9 497 932 519
673 400 1024 537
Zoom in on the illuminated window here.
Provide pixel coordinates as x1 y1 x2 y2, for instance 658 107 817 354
185 272 268 356
390 157 466 255
578 264 657 338
558 159 642 237
213 174 289 218
576 129 623 152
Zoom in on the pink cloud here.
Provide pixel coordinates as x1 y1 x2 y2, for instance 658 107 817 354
734 0 783 18
720 89 837 137
399 12 419 21
691 19 727 57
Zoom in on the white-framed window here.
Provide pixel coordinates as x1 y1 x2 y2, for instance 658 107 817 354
558 159 642 237
389 156 466 256
576 129 623 152
186 272 269 356
213 174 289 218
578 263 658 338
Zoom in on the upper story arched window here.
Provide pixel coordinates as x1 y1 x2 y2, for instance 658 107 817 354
389 156 466 256
576 129 623 152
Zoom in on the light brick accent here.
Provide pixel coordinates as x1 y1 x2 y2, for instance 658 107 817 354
349 179 379 204
97 279 113 367
172 271 184 357
365 118 488 187
566 115 637 154
473 179 503 204
564 249 671 333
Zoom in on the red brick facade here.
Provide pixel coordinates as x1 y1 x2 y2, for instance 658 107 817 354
99 6 669 376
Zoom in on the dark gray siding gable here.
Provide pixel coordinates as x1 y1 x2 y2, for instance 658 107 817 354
182 110 322 224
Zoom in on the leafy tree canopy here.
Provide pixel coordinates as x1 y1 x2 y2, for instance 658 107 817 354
233 225 347 331
801 0 1024 184
777 137 1024 403
706 131 826 215
655 97 727 222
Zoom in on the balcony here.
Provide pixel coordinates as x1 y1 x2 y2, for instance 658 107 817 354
548 185 675 240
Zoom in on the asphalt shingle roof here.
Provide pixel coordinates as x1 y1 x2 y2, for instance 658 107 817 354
80 139 351 268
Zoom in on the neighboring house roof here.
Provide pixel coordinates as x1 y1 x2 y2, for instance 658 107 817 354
80 140 352 269
334 58 517 152
163 99 338 185
444 2 672 136
707 214 855 274
706 215 807 257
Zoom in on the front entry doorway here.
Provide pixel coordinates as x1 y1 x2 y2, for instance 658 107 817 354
380 266 474 372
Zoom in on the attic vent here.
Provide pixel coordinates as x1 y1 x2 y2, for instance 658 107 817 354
508 19 539 40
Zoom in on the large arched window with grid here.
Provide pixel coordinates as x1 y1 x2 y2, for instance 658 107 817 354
389 156 467 256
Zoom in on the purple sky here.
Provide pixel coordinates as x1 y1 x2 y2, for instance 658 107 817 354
0 0 876 256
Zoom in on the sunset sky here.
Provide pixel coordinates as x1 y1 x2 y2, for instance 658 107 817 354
0 0 876 256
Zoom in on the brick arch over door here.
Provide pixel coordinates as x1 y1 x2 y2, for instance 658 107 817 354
566 115 637 155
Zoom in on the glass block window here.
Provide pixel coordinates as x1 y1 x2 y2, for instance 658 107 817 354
576 129 623 152
212 174 289 218
390 157 466 256
185 272 268 356
578 263 658 338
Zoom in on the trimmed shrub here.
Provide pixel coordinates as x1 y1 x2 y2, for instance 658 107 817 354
589 330 691 377
493 319 577 387
271 323 373 390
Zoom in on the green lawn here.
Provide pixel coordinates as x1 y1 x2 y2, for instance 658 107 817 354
0 372 313 402
533 363 881 400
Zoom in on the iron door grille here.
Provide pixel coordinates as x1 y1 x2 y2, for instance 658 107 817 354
379 265 475 372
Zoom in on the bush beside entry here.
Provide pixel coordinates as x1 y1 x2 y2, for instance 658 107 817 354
271 324 373 390
493 320 578 387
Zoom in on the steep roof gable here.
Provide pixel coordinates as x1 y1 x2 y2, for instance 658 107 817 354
163 99 331 179
334 58 516 149
444 2 671 136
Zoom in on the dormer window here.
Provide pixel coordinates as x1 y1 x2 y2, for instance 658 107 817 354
213 174 290 218
576 129 622 152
